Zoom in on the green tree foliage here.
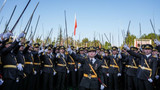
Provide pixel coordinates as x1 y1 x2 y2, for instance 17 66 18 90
125 34 137 47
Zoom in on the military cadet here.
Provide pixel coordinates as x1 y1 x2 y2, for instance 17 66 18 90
55 46 69 90
124 47 139 90
150 47 159 90
153 39 160 90
0 36 8 88
68 46 105 90
104 49 110 56
23 40 34 90
55 46 60 53
100 48 110 90
32 43 41 90
13 38 26 90
39 45 56 90
1 32 25 90
84 47 88 55
0 40 3 88
124 44 157 90
96 47 100 55
121 47 128 90
0 35 11 89
104 46 122 90
66 46 77 90
77 47 85 87
140 44 146 54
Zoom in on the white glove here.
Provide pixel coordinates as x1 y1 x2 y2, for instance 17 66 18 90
117 73 121 77
155 75 159 80
100 84 105 90
17 32 25 39
56 53 60 58
75 68 77 72
140 46 143 51
16 78 19 82
148 78 153 83
0 79 4 85
29 40 32 46
34 71 37 75
123 44 130 50
38 49 44 54
106 73 109 77
61 54 65 58
45 49 48 53
154 39 160 46
76 47 79 50
17 63 23 71
53 72 57 75
102 53 105 57
78 63 81 67
3 32 13 39
67 70 70 74
67 45 72 54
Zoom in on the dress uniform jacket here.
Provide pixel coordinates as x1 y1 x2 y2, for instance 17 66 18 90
127 50 157 80
1 40 19 80
71 53 104 89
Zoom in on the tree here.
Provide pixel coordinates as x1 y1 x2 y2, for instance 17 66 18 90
125 34 136 47
82 38 89 46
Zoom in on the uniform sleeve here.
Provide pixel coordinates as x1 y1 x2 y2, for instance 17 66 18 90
127 50 141 59
151 58 157 79
70 52 86 64
98 61 104 84
1 40 19 55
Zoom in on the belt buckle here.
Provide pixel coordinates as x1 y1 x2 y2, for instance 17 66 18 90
88 74 91 79
142 66 144 70
113 65 115 67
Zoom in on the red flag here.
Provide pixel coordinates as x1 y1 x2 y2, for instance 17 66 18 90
74 15 77 36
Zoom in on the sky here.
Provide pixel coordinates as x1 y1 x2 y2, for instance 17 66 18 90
0 0 160 46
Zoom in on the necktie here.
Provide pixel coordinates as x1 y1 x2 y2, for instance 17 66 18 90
90 59 93 64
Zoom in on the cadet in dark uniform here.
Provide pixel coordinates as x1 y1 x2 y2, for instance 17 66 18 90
0 38 9 88
66 46 77 90
13 40 26 90
99 48 110 90
153 39 160 89
1 32 24 90
77 47 85 87
68 46 105 90
23 40 34 90
124 44 157 90
124 47 139 90
40 45 56 90
0 41 3 88
151 47 160 90
55 46 68 90
104 46 122 90
32 43 41 90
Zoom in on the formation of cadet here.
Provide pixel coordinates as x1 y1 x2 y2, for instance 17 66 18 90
0 31 160 90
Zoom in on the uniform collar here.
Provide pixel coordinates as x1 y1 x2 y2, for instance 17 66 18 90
146 54 151 58
89 58 96 64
